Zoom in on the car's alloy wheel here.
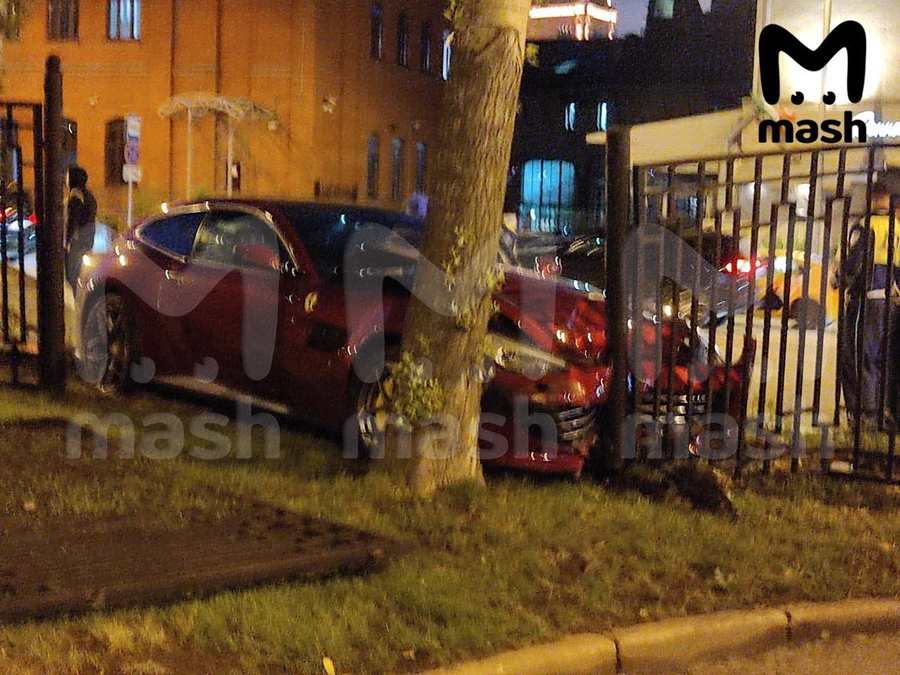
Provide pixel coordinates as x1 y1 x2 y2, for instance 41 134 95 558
82 293 134 394
356 370 397 458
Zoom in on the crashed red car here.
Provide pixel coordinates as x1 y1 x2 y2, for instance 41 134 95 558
77 200 753 476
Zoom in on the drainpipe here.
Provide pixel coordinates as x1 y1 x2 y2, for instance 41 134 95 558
215 0 223 193
168 0 177 200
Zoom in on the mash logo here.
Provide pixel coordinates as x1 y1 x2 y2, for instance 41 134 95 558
758 21 868 144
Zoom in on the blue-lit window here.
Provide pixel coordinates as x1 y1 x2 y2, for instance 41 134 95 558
109 0 140 40
442 30 452 81
521 160 576 233
597 102 608 131
564 103 577 131
370 3 383 58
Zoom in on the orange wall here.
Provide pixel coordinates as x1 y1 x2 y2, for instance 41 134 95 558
3 0 447 224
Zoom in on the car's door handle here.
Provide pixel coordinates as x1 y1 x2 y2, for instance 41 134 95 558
165 269 185 286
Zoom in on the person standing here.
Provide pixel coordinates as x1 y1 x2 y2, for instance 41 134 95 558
837 185 900 428
64 165 97 295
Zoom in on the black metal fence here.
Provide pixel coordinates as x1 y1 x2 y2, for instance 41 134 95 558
0 102 44 384
0 57 67 393
607 127 900 483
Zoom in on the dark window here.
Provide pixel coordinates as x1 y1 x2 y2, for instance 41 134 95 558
3 1 21 40
397 12 409 67
392 138 405 202
415 142 427 192
370 3 383 59
420 23 432 74
109 0 140 40
48 0 79 40
193 211 285 268
139 213 204 257
366 134 380 199
104 119 126 187
277 204 422 277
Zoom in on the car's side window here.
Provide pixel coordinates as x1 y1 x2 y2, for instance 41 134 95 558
139 213 204 257
193 211 287 269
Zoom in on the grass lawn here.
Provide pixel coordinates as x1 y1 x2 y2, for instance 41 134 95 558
0 384 898 675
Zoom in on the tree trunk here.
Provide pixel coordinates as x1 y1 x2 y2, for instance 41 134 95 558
387 0 532 496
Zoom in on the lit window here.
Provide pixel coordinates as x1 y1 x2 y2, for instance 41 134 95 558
597 102 608 131
415 142 427 192
420 23 433 74
109 0 140 40
48 0 78 40
370 3 383 59
3 0 21 40
442 30 452 81
397 12 410 67
564 102 577 131
366 134 380 199
392 137 405 203
521 160 576 233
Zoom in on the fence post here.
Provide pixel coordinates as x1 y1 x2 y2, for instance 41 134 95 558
38 55 67 395
605 126 632 465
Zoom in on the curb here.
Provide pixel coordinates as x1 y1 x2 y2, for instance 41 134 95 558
419 598 900 675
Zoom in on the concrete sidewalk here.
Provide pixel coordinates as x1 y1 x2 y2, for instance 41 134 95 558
421 598 900 675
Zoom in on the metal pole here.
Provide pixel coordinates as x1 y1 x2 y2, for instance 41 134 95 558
820 0 833 110
605 126 632 467
186 108 193 200
127 176 134 229
37 55 67 396
226 116 234 197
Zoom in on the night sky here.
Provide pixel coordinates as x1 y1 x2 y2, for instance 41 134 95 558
615 0 714 35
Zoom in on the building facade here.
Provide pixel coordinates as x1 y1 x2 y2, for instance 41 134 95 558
508 0 757 235
4 0 448 224
527 1 618 42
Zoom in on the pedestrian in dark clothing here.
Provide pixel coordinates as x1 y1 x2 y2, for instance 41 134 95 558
836 186 900 429
65 165 97 295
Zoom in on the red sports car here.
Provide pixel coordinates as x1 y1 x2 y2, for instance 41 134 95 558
77 200 753 476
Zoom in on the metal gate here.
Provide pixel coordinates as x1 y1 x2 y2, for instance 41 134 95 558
0 57 68 393
0 101 45 384
606 127 900 483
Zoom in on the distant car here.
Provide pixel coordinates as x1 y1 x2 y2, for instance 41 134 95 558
78 201 754 476
557 232 751 326
753 252 839 329
1 209 37 262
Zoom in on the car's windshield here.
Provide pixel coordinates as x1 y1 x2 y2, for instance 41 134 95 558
275 204 423 276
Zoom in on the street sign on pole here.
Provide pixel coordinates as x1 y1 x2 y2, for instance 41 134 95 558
126 114 142 142
124 114 142 229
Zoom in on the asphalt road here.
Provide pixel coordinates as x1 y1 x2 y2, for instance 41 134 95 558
686 632 900 675
707 315 840 433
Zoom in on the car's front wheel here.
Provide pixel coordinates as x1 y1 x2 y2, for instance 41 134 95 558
81 292 137 394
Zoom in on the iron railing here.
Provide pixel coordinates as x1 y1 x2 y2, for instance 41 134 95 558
613 136 900 483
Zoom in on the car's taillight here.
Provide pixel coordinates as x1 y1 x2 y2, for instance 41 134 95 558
723 257 765 275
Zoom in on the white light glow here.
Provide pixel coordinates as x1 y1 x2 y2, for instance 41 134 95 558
854 111 900 139
529 2 617 24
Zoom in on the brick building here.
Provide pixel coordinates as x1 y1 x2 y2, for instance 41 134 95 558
3 0 449 223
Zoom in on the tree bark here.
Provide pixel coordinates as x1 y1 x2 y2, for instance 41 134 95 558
387 0 532 495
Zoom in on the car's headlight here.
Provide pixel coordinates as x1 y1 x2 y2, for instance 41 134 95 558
489 333 568 379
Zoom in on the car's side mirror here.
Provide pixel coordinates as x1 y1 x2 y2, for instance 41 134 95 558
235 243 279 271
